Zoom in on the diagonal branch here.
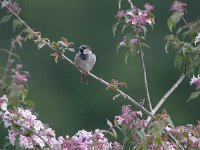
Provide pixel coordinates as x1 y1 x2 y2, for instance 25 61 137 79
146 74 186 123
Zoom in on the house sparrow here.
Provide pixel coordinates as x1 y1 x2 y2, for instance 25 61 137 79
74 45 96 83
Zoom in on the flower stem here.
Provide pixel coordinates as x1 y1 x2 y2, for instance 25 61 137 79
2 39 16 82
139 45 153 112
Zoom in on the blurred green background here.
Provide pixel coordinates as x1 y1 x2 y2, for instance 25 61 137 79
0 0 200 148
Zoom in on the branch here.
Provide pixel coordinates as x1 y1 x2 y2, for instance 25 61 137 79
13 122 53 150
146 74 186 123
139 45 153 112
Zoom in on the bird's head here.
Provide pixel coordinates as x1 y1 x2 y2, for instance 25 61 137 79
79 45 92 55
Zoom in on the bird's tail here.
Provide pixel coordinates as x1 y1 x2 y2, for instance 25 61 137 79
81 73 88 84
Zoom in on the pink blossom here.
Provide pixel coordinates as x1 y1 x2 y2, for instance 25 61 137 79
116 105 146 129
115 115 124 125
59 129 112 150
170 1 187 12
8 130 18 145
32 135 45 148
1 0 21 15
111 141 123 150
144 3 154 12
19 135 34 149
126 11 152 25
130 37 140 45
33 120 44 132
2 110 16 127
190 75 200 90
12 72 27 85
116 10 126 20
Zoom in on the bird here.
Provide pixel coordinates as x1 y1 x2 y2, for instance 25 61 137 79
74 45 96 83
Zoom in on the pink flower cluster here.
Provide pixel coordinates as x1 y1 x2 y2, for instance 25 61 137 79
11 64 28 89
1 0 21 15
168 126 200 149
0 96 60 149
58 129 116 150
147 140 176 150
1 94 123 149
170 1 187 12
115 105 146 129
116 3 154 26
190 75 200 90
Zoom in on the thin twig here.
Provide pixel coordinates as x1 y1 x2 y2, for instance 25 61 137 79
127 0 134 10
182 16 189 26
139 45 153 112
2 39 16 82
146 74 186 123
13 122 53 150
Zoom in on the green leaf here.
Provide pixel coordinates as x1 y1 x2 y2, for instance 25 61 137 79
124 52 130 64
138 25 147 37
116 43 122 53
167 12 184 32
118 0 122 9
106 119 113 128
66 48 75 52
176 25 187 36
156 137 162 145
137 130 146 142
0 15 12 24
24 33 33 41
52 41 60 49
148 121 165 138
8 87 21 106
140 43 150 49
24 99 35 108
112 22 120 37
13 19 23 33
122 24 129 33
187 91 200 102
182 47 187 58
21 89 28 101
167 19 174 32
113 94 121 100
165 41 170 53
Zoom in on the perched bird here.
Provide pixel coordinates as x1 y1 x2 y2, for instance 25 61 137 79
74 45 96 83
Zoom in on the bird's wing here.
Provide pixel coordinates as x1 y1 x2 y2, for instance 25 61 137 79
89 54 96 68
